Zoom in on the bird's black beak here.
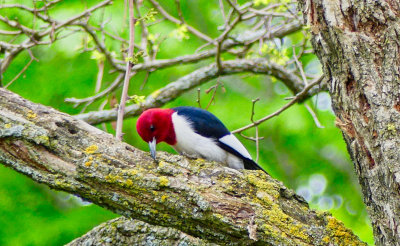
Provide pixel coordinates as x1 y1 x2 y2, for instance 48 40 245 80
149 137 157 160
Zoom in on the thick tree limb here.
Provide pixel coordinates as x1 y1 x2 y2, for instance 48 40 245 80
75 58 325 125
0 88 364 245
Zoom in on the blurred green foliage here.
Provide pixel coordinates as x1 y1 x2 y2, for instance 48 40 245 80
0 0 373 245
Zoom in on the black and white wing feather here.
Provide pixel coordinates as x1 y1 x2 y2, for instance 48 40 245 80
173 106 265 171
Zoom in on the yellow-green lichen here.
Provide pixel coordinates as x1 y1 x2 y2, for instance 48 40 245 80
161 195 168 202
36 135 49 143
129 169 138 176
324 216 366 246
54 180 71 188
105 174 123 183
214 213 224 220
84 156 94 167
85 145 98 154
387 123 397 133
126 179 133 187
246 174 280 199
259 201 309 242
247 173 310 243
27 110 37 119
150 89 161 98
159 176 169 187
4 123 11 128
158 161 166 168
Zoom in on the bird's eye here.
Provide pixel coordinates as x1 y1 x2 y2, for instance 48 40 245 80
150 125 155 132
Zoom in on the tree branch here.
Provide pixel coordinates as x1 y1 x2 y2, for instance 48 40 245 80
0 88 364 245
66 217 211 245
75 58 325 125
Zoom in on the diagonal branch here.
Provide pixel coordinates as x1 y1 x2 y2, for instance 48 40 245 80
75 58 325 125
0 88 365 245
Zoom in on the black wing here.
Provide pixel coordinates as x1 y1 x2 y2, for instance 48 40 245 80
173 106 230 139
173 106 267 173
217 142 266 172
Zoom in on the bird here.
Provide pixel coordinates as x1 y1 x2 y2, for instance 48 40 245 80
136 106 265 172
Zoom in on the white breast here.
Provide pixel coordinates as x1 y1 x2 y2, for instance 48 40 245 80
171 112 245 169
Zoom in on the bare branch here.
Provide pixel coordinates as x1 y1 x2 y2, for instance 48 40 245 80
148 0 214 43
116 0 136 140
232 77 323 134
4 56 34 88
65 74 125 107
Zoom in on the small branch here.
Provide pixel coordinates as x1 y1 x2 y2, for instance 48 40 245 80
292 46 308 85
304 103 324 128
116 0 136 141
95 60 105 93
196 88 202 108
232 78 323 134
65 73 125 107
4 56 34 88
216 14 242 72
38 0 113 37
250 98 260 162
205 81 221 110
148 0 213 43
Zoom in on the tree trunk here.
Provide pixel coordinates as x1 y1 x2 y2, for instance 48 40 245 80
0 88 365 245
298 0 400 245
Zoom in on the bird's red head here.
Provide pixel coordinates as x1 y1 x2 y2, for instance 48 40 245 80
136 108 176 145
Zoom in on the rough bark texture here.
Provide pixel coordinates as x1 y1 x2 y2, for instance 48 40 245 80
67 217 213 246
298 0 400 245
0 88 365 245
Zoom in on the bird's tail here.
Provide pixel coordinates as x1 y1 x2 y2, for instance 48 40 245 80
243 158 268 174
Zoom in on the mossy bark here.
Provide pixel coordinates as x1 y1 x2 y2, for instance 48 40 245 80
298 0 400 245
0 88 365 245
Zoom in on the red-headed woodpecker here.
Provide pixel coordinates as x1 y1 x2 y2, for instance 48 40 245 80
136 106 265 172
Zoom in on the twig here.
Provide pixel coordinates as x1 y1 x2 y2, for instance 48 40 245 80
39 0 113 37
292 45 308 85
65 73 125 106
148 0 213 43
95 60 105 93
196 88 202 108
205 82 220 110
250 98 260 162
139 71 151 90
240 133 265 141
216 15 241 72
304 103 324 128
116 0 136 140
4 56 34 88
218 0 227 24
175 0 184 22
134 1 150 62
250 98 260 122
232 78 323 133
255 126 259 163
